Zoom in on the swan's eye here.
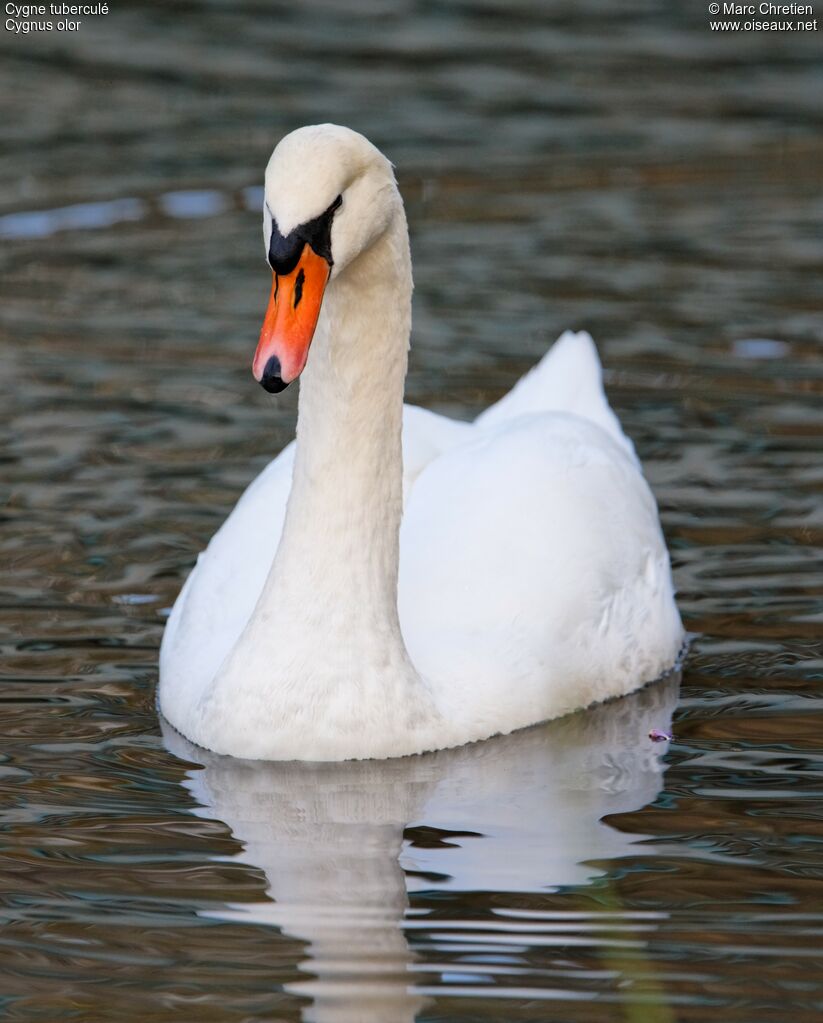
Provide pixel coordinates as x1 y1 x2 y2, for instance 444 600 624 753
265 194 343 274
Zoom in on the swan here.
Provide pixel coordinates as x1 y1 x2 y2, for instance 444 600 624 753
158 123 684 761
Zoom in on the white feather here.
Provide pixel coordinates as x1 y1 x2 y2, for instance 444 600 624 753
159 125 683 761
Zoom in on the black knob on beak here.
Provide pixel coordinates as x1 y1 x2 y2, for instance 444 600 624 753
260 355 289 393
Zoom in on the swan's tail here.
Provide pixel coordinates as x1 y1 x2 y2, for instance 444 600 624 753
474 330 636 461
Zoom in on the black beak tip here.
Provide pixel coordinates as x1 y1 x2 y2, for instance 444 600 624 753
260 355 289 394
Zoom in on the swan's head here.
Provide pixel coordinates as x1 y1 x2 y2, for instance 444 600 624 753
253 124 400 393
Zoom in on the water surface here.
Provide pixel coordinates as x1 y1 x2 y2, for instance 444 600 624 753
1 2 822 1020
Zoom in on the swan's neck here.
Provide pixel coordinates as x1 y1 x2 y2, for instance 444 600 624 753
207 211 446 760
241 210 423 691
262 213 413 663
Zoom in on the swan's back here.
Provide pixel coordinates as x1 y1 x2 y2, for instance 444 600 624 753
476 330 637 461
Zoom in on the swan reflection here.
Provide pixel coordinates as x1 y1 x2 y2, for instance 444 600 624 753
162 675 678 1022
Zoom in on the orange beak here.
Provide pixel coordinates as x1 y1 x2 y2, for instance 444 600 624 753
253 244 331 391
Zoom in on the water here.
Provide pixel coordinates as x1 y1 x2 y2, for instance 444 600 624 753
1 2 822 1020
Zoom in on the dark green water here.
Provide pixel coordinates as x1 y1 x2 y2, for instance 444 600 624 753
1 2 822 1020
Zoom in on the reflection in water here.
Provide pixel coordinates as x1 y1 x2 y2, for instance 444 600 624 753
162 676 678 1022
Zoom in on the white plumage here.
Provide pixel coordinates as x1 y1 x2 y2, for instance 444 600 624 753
159 124 683 760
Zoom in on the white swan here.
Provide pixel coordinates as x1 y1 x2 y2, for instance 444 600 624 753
159 123 684 761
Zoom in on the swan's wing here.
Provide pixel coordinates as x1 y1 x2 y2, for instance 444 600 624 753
399 412 683 735
401 403 472 497
474 330 637 462
159 442 297 725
